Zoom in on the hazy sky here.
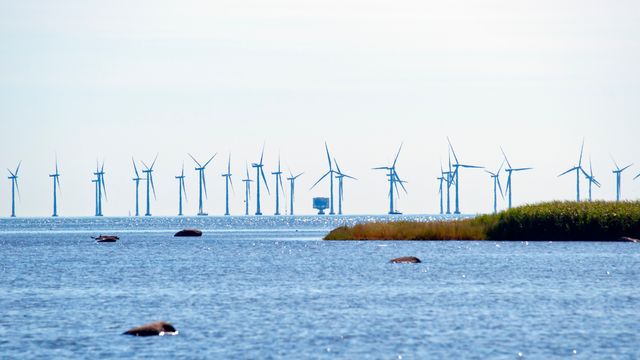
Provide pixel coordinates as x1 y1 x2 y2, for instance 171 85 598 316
1 0 639 217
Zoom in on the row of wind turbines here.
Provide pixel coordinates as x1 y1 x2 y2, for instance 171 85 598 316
3 139 639 217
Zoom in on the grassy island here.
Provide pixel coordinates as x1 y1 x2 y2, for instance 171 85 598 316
324 201 640 241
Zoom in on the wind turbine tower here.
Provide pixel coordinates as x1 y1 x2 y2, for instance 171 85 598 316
611 157 632 202
50 159 61 217
132 158 142 216
242 163 253 216
334 159 356 215
221 155 234 216
373 144 407 215
189 153 216 216
447 138 483 215
501 147 533 209
176 164 187 216
141 154 158 216
287 171 303 216
272 156 284 216
7 162 21 217
485 162 504 214
585 157 601 201
93 162 107 216
252 145 270 216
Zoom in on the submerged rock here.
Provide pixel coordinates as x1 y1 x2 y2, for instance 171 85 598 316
390 256 422 264
123 321 177 336
619 237 640 243
93 235 119 243
174 229 203 237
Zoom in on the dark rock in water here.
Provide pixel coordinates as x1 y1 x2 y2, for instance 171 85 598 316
93 235 119 243
174 229 203 237
619 237 640 243
390 256 422 264
123 321 177 336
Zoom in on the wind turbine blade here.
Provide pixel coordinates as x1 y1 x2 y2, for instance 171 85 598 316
259 143 265 165
55 156 59 174
295 172 304 179
261 168 270 194
513 167 533 171
500 146 512 169
15 179 21 199
15 161 22 176
372 167 389 170
324 142 333 171
227 154 231 175
580 167 589 178
188 153 202 167
182 179 188 201
447 137 459 164
558 167 576 177
497 177 504 199
497 160 505 173
343 174 357 180
392 143 403 168
620 164 633 172
150 153 159 170
141 160 149 170
459 165 483 169
635 173 640 180
203 173 208 199
485 170 496 176
395 171 408 193
132 158 140 178
310 171 330 189
7 169 15 177
203 153 217 168
334 158 342 175
150 174 157 199
102 177 107 201
593 178 602 187
578 139 584 167
230 176 235 195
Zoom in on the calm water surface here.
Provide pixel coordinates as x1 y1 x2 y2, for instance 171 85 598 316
1 216 638 359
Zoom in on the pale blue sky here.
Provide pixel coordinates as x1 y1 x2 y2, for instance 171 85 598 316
1 0 639 216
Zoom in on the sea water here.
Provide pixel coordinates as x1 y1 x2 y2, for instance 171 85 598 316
0 216 638 359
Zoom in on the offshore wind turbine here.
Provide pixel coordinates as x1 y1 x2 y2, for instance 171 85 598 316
242 163 253 216
611 157 632 202
585 157 601 201
437 162 445 215
448 137 483 215
272 156 285 216
141 154 158 216
485 162 504 214
252 145 270 215
373 144 407 215
444 153 454 215
334 158 356 215
189 153 216 216
176 164 187 216
49 158 61 217
131 158 143 216
287 170 303 216
558 140 587 202
501 147 532 209
93 162 107 216
310 143 337 215
7 162 21 217
221 154 234 216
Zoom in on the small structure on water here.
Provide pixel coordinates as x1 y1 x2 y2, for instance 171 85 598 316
313 197 330 215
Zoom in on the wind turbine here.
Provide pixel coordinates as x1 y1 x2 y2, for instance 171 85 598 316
91 178 99 216
189 153 216 216
485 162 504 214
49 158 61 217
93 162 107 216
558 140 587 202
585 157 600 201
176 164 187 216
448 137 483 215
501 147 532 209
141 154 158 216
287 170 303 216
373 144 407 215
334 158 356 215
272 156 285 215
252 144 270 216
611 157 632 202
242 163 253 216
132 158 142 216
443 153 455 215
437 162 445 215
311 143 337 215
221 154 234 216
7 162 21 217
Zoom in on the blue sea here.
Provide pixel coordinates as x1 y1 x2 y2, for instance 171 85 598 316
1 215 639 359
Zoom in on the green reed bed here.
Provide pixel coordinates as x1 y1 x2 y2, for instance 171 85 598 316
324 201 640 241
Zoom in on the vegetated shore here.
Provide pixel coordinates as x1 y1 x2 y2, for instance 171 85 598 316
324 201 640 241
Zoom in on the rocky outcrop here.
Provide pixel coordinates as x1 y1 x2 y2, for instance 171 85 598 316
93 235 119 243
123 321 177 336
389 256 422 263
174 229 203 237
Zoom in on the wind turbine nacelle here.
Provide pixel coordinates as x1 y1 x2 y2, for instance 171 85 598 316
313 197 330 215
